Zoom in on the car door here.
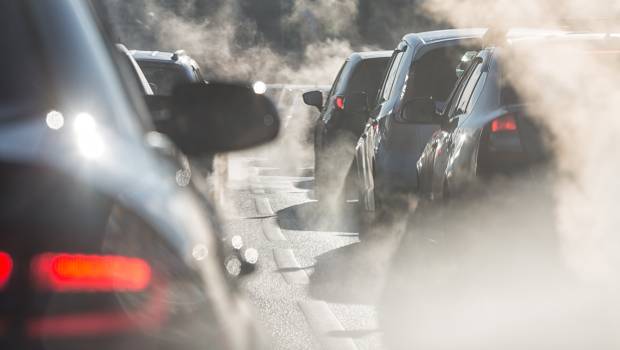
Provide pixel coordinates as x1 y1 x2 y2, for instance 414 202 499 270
425 57 484 200
357 44 407 202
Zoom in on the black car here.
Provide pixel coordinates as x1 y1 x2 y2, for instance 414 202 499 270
131 50 205 95
412 31 608 202
0 1 278 349
353 29 484 211
120 45 258 275
303 51 392 203
131 50 220 178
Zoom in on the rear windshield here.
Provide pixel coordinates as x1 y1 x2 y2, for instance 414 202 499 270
0 2 46 116
136 61 191 96
346 57 390 107
407 45 474 102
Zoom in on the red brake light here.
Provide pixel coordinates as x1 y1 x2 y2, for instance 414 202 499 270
0 252 13 289
32 253 152 292
335 96 345 110
491 114 518 133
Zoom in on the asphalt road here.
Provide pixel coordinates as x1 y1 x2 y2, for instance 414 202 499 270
221 148 404 350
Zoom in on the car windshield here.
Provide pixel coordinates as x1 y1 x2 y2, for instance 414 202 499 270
137 61 190 96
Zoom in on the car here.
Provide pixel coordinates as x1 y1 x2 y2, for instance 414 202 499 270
353 29 485 212
381 30 620 350
130 49 220 177
412 30 606 203
303 51 392 204
0 1 279 349
118 44 259 277
130 49 205 96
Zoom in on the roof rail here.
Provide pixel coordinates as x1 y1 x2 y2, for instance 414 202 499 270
171 50 186 61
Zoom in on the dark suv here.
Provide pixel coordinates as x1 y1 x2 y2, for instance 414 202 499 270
414 31 617 202
303 51 392 203
303 51 392 200
131 50 219 175
131 50 205 95
354 29 484 211
0 1 278 349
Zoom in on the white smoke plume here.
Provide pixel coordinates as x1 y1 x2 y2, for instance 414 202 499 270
380 1 620 349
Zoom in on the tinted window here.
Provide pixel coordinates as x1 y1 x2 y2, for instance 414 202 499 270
0 2 47 115
346 57 390 107
381 50 405 102
325 62 346 104
137 62 191 96
406 46 472 103
454 61 483 114
445 59 479 118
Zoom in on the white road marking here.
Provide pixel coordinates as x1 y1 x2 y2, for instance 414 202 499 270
273 249 310 284
298 300 359 350
254 197 274 216
261 218 287 241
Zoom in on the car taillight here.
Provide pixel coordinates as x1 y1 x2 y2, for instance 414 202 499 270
335 96 345 110
491 114 518 133
0 252 13 289
31 253 152 292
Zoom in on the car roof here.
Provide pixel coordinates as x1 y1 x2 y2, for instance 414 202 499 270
403 28 487 46
129 49 198 68
130 50 177 62
351 50 393 60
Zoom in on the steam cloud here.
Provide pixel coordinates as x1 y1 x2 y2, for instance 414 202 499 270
380 1 620 349
100 1 620 348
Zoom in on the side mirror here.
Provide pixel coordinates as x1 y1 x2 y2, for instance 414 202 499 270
151 82 280 155
398 97 439 124
302 90 323 111
344 91 368 114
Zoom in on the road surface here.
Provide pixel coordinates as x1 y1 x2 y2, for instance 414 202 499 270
221 149 404 350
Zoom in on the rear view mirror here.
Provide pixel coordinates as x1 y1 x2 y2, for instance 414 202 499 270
302 90 323 111
344 91 368 114
398 97 439 124
153 82 280 155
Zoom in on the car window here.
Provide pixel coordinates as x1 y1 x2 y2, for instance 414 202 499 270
346 57 390 108
454 60 483 114
380 50 405 103
445 58 479 118
137 62 191 96
448 59 482 119
405 46 473 103
325 62 346 104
